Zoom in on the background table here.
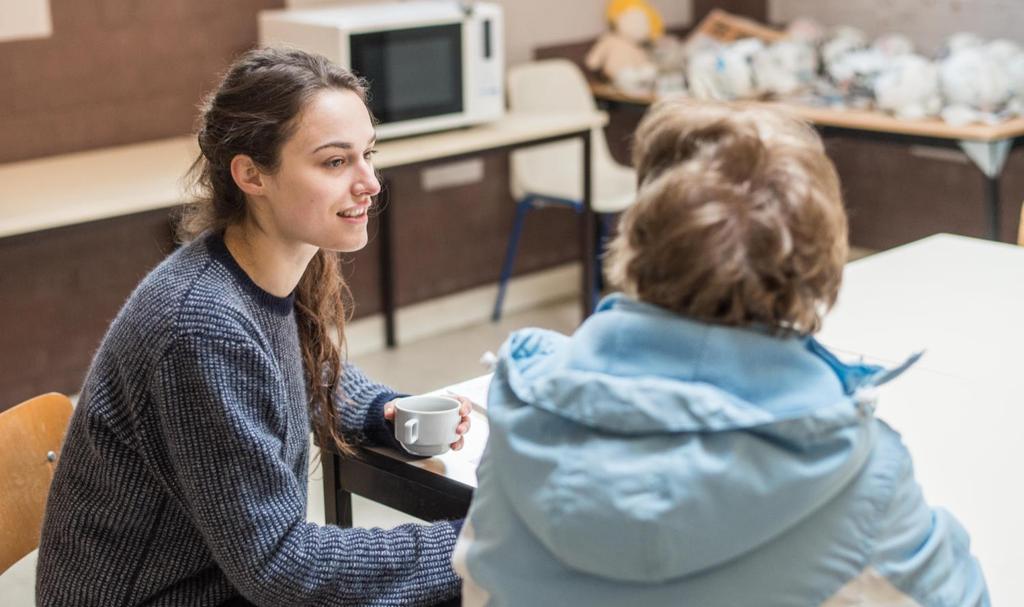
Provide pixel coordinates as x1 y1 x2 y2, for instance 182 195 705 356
327 233 1022 604
373 111 608 346
591 81 1024 240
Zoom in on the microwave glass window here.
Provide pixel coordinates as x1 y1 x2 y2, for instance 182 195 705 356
351 24 463 124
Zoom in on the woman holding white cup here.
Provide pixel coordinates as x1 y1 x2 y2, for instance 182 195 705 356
38 47 473 607
386 395 471 456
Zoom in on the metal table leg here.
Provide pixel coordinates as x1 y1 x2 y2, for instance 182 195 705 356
323 451 353 527
580 129 596 318
377 177 397 347
985 174 1001 241
959 139 1013 241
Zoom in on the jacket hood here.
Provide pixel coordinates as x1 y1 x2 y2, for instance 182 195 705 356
486 294 918 584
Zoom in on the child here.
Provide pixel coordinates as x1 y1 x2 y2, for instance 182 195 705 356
453 100 989 606
37 48 470 606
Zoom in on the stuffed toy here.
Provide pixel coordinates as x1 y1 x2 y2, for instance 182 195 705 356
940 43 1014 122
688 38 764 101
822 28 885 104
874 54 942 119
943 31 985 56
753 39 818 97
821 26 867 68
785 17 826 45
872 33 915 58
585 0 664 95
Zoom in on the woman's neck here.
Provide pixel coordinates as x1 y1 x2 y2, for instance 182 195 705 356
223 221 317 297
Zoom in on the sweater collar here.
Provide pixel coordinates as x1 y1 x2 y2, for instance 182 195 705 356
205 231 296 317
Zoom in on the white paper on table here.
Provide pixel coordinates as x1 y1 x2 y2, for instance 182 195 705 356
429 373 492 413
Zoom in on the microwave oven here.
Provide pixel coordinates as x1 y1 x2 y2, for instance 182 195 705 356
258 1 504 139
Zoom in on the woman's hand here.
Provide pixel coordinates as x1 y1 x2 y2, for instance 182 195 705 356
383 395 474 451
446 395 473 451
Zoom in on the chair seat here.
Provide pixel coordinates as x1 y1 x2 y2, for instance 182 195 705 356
511 138 636 214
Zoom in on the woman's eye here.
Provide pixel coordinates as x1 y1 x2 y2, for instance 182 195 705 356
364 149 378 161
327 158 344 168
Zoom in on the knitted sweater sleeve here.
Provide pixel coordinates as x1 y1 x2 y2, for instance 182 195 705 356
334 362 406 449
151 332 460 606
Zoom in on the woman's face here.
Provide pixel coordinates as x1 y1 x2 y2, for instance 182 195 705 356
258 88 380 253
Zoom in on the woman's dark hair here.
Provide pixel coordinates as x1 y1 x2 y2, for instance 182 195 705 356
179 46 371 456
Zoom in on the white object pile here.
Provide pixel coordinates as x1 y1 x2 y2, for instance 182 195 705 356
670 18 1024 125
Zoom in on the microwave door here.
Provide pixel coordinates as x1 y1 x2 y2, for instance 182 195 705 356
350 23 464 125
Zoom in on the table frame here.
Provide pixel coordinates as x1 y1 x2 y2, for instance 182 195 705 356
323 446 473 526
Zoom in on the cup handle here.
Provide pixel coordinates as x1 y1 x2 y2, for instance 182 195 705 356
402 419 418 444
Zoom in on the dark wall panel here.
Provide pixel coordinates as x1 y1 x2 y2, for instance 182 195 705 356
826 138 1005 249
0 210 175 408
385 153 580 308
0 0 284 164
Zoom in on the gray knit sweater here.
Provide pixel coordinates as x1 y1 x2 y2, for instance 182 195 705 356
36 233 461 606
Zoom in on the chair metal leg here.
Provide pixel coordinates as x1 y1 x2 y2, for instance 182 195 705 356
595 213 610 295
492 198 534 321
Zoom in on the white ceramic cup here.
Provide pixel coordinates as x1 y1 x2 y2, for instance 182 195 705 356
393 395 461 456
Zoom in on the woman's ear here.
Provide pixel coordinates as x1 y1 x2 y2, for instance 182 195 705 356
229 154 266 197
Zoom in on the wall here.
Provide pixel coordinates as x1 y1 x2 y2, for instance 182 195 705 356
0 0 284 164
285 0 692 65
770 0 1024 52
0 0 691 165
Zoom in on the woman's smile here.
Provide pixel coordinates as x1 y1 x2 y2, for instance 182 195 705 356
338 202 370 223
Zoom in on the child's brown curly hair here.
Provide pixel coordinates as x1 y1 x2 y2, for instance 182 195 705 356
606 99 848 335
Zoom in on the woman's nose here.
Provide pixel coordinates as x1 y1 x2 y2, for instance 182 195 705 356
355 164 381 197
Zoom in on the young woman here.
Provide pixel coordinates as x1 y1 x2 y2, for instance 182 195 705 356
37 47 470 606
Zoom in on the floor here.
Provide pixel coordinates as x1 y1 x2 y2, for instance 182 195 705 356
0 297 583 606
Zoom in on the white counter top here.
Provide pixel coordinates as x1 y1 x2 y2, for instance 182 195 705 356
0 137 198 239
0 111 607 239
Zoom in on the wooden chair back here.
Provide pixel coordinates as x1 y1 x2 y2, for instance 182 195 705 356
0 393 73 573
1018 201 1023 246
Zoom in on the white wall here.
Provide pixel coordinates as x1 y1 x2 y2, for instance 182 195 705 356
771 0 1024 54
284 0 692 65
0 0 52 42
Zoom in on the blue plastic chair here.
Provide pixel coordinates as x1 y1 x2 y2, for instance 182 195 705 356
492 59 636 321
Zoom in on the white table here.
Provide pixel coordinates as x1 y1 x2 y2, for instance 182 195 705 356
817 233 1024 604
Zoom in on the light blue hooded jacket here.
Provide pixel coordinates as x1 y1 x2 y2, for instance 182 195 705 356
455 294 988 606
